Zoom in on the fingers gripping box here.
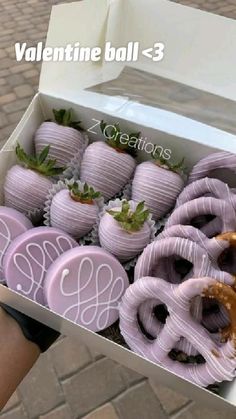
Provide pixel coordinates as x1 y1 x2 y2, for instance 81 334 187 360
1 0 236 411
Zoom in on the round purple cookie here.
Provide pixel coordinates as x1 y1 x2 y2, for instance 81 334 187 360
44 246 129 332
3 227 77 305
0 206 33 283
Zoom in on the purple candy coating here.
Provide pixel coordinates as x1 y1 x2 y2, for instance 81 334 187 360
35 121 88 167
44 246 129 332
0 206 33 282
119 276 236 387
4 165 53 215
81 142 136 200
3 226 77 305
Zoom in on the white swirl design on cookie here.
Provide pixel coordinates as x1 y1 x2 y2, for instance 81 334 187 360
14 236 74 302
0 219 11 281
60 257 125 330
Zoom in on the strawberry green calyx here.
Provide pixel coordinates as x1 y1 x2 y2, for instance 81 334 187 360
108 200 150 233
100 121 140 157
68 182 101 204
152 151 185 174
52 108 83 131
16 143 66 176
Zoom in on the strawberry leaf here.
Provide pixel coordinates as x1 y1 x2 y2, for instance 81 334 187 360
68 182 101 203
100 120 140 157
38 145 50 165
152 150 185 174
107 200 150 233
52 108 83 131
15 143 65 177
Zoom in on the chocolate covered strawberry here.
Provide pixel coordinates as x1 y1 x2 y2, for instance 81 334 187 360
99 200 151 262
34 108 88 166
50 182 101 239
132 156 185 220
80 122 139 200
4 144 64 216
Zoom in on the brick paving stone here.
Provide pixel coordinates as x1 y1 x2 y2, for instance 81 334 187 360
113 382 168 419
49 337 92 379
0 93 16 106
2 97 32 113
62 358 125 417
0 123 18 144
118 366 144 387
149 380 189 415
176 404 236 419
83 403 119 419
0 86 12 96
0 70 10 78
10 63 35 74
87 347 104 361
23 69 39 79
7 110 25 124
0 50 7 59
18 353 64 418
0 79 7 86
1 393 19 413
13 84 34 98
6 74 25 88
0 112 8 128
0 406 28 419
39 404 72 419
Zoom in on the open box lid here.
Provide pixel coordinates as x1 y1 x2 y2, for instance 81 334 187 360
40 0 236 103
38 0 236 154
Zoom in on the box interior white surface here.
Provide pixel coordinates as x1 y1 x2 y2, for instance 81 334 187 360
1 92 236 411
1 0 236 411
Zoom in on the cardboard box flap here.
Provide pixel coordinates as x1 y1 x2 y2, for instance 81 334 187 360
40 0 236 103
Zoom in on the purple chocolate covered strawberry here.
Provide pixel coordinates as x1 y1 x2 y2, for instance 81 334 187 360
132 156 185 220
80 122 139 200
99 200 151 262
34 108 88 166
50 182 101 239
4 144 64 217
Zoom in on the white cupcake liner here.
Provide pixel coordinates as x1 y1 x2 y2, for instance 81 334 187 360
60 134 89 181
95 198 157 271
44 178 104 245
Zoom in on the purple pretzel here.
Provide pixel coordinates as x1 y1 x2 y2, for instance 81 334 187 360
166 196 236 237
189 151 236 185
134 237 233 355
156 225 232 332
156 225 228 286
119 276 236 387
176 178 236 209
175 178 236 237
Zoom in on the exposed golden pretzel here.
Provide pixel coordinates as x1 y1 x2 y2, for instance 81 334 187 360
217 232 236 247
216 232 236 289
203 282 236 346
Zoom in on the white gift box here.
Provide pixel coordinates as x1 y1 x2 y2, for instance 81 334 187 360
1 0 236 410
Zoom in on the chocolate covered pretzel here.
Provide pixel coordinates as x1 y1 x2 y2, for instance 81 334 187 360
176 178 236 209
119 276 236 387
166 196 236 238
134 237 233 355
189 151 236 185
157 225 234 332
157 225 228 282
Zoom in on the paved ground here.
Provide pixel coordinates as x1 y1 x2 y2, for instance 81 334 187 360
1 0 236 418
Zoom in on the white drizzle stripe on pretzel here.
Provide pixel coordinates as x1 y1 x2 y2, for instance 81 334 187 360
119 276 236 387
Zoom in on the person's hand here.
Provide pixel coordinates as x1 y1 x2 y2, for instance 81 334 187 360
0 303 60 352
0 304 60 410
